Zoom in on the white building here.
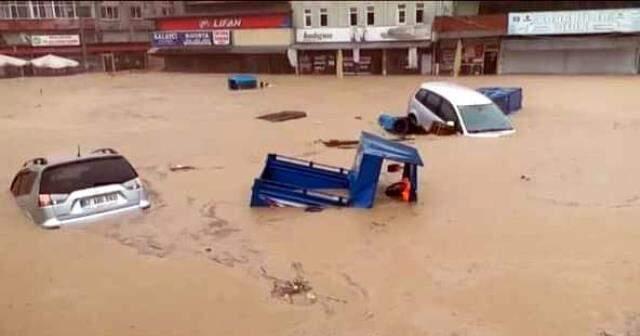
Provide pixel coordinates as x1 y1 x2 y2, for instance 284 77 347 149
290 1 453 76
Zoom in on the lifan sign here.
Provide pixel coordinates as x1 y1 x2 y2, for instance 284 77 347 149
156 14 291 31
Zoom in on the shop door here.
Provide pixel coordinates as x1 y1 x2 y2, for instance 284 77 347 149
483 51 498 74
420 54 432 75
102 53 115 72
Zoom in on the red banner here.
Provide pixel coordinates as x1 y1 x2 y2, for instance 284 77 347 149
156 13 291 30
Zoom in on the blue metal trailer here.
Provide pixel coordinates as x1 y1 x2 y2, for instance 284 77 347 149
250 132 424 208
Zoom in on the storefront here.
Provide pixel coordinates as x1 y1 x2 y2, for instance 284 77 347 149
501 9 640 74
151 13 295 74
293 26 430 76
0 39 150 72
433 14 507 76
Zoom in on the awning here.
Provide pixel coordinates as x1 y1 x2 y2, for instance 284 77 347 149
0 54 28 67
148 45 289 55
293 41 431 50
30 54 79 69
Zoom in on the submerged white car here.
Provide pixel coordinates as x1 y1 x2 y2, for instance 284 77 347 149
407 82 515 137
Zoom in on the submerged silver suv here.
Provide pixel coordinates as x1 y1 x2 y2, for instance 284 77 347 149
10 148 150 229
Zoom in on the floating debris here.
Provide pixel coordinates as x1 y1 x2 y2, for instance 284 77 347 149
257 111 307 122
169 164 196 172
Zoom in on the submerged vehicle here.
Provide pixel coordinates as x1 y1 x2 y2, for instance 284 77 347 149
407 82 515 137
250 132 424 208
10 148 150 229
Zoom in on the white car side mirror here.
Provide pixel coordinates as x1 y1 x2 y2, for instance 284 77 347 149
445 121 455 127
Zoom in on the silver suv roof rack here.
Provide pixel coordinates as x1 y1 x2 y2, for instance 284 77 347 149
91 148 118 155
23 157 48 167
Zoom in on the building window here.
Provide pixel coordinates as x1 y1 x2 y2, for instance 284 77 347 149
31 1 51 19
160 6 174 16
397 4 406 25
101 5 119 20
54 1 77 18
349 7 357 26
320 8 328 27
76 3 92 18
8 1 30 18
366 6 374 26
0 2 11 18
416 3 424 24
130 5 142 19
303 8 311 27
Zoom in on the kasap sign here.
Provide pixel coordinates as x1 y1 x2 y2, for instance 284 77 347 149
296 28 352 43
31 34 80 47
509 8 640 35
152 30 230 47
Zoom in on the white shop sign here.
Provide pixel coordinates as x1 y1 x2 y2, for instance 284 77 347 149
508 8 640 35
296 28 352 43
363 26 430 41
31 34 80 47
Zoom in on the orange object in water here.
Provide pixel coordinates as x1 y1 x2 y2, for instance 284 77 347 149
401 177 411 202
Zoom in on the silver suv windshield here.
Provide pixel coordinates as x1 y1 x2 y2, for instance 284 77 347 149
457 104 513 133
40 156 138 194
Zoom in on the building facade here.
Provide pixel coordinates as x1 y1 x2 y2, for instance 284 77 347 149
149 1 295 73
435 1 640 75
0 1 178 72
291 1 452 76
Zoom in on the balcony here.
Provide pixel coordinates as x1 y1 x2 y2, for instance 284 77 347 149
0 18 96 32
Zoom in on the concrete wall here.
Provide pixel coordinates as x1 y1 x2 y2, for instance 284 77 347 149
233 29 293 46
291 1 453 28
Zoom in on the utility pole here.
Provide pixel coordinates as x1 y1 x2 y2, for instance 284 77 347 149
80 16 89 71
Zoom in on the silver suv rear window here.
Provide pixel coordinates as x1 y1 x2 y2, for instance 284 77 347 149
40 156 138 194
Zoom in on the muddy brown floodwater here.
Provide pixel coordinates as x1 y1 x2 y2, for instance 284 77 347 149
1 73 640 336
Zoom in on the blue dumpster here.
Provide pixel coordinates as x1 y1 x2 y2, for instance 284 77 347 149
477 87 522 115
378 113 409 134
228 74 258 90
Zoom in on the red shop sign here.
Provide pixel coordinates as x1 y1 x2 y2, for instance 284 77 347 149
157 13 291 30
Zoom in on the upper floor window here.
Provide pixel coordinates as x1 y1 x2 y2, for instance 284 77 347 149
366 6 374 26
416 3 424 24
349 7 357 26
7 1 30 19
397 4 406 25
101 5 119 20
130 5 142 19
161 7 174 16
54 1 77 18
303 8 311 27
31 1 50 19
319 8 328 27
0 2 12 18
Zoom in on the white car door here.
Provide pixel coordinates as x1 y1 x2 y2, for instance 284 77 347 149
408 89 433 129
416 90 446 130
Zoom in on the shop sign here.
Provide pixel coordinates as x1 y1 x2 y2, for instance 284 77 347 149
30 34 80 47
152 30 230 47
296 28 352 43
508 8 640 35
156 14 291 30
363 26 431 41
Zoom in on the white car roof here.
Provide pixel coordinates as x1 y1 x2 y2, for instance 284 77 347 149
420 82 492 106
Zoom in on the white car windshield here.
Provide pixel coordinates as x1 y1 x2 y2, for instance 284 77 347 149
457 104 513 133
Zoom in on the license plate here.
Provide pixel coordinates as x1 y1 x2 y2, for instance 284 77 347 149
81 194 118 208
